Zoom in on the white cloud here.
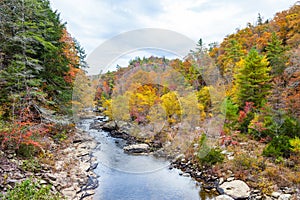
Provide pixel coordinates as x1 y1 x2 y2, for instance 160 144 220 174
50 0 295 60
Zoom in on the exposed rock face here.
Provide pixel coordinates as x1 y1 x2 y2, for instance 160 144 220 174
123 143 150 153
219 180 250 199
36 106 72 125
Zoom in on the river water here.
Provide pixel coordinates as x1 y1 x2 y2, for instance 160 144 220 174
79 118 214 200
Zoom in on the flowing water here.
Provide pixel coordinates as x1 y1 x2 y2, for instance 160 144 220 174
78 118 214 200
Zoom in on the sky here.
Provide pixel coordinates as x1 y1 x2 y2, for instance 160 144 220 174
50 0 296 74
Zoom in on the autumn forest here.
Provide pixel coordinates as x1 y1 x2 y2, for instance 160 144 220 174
0 0 300 199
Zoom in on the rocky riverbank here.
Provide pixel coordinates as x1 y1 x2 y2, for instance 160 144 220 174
0 125 98 199
90 117 299 200
171 155 299 200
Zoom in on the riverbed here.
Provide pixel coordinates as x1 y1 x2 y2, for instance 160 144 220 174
78 118 214 200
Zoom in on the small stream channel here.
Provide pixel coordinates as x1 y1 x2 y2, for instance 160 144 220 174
78 118 215 200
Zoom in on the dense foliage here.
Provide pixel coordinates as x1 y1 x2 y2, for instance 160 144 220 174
96 4 300 162
0 0 86 154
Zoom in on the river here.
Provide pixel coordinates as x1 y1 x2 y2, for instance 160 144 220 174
78 118 215 200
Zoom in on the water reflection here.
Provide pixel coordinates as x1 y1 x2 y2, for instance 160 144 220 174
79 119 214 200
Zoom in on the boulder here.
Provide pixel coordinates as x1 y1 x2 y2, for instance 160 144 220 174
123 143 149 153
227 177 235 182
219 180 250 199
272 192 281 198
216 194 234 200
278 194 292 200
96 116 105 121
89 121 105 130
116 121 133 135
102 121 116 131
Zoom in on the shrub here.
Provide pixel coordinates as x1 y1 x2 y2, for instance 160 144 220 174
257 178 274 195
0 106 51 154
248 111 300 140
197 134 210 159
237 102 255 133
279 116 300 138
221 97 239 123
263 135 292 158
233 153 266 172
290 137 300 154
52 130 68 143
0 179 61 200
248 113 273 140
199 147 225 166
197 134 224 166
0 121 43 150
21 158 41 172
233 153 254 170
16 144 39 158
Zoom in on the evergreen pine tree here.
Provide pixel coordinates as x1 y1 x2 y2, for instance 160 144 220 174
233 48 271 107
266 32 287 76
0 0 75 116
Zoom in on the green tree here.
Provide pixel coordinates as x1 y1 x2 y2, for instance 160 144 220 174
265 32 287 75
218 39 246 83
0 0 74 117
233 48 271 107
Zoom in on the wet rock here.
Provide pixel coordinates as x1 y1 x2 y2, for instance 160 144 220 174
87 162 98 172
79 191 95 199
89 121 104 130
96 116 105 121
123 143 149 153
219 180 250 199
102 121 116 131
109 130 130 140
215 194 234 200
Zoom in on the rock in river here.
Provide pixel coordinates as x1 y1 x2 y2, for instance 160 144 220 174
219 180 250 199
123 143 149 153
102 121 116 131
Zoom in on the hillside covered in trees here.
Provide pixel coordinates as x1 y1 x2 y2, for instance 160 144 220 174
0 0 95 199
94 3 300 197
